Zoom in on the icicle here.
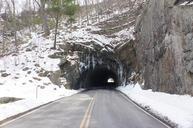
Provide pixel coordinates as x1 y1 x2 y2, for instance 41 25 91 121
117 63 124 86
107 65 110 70
92 55 95 69
79 62 86 73
88 54 90 68
98 58 103 65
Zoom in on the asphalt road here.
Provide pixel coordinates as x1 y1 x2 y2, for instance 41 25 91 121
1 89 169 128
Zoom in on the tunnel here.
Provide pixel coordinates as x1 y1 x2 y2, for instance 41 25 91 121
79 67 119 89
59 52 127 90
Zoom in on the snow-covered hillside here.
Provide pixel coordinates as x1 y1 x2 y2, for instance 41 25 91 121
0 32 79 121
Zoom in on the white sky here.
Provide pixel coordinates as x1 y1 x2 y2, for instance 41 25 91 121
0 0 104 14
1 0 36 14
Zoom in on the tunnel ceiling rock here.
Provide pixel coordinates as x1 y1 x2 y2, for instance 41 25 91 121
58 39 138 89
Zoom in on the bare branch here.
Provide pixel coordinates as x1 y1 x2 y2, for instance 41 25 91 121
34 0 41 8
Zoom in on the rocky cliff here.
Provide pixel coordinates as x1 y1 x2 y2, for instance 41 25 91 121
135 0 193 95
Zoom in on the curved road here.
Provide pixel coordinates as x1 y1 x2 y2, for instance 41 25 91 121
1 90 169 128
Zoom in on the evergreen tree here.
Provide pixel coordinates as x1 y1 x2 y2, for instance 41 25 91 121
48 0 78 49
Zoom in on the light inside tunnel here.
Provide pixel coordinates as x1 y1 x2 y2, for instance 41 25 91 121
107 78 115 83
79 67 119 89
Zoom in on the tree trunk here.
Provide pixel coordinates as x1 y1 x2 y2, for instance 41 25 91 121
11 0 18 53
2 23 5 56
53 14 59 49
42 12 50 36
35 0 50 36
40 0 50 36
84 0 89 24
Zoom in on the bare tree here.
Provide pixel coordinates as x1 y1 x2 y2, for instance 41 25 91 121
0 0 3 56
84 0 89 24
34 0 50 36
10 0 18 53
0 0 2 13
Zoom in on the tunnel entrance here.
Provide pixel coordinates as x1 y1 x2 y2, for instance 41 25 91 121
81 67 119 89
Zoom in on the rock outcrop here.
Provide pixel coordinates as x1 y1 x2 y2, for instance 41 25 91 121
57 0 145 89
59 42 129 89
135 0 193 95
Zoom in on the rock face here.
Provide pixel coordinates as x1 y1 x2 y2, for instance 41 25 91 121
59 43 130 89
135 0 193 95
57 0 145 89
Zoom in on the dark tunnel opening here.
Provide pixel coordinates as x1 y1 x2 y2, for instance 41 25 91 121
80 67 119 89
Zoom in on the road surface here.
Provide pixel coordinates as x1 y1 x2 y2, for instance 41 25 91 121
1 89 169 128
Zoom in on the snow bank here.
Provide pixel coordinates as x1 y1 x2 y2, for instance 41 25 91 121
117 84 193 128
0 85 78 121
0 32 79 122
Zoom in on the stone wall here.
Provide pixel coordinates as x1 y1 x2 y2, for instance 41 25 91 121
135 0 193 95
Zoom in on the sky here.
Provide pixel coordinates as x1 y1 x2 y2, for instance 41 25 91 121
0 0 104 14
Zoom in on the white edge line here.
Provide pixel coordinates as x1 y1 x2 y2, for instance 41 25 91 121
119 92 172 128
0 99 61 127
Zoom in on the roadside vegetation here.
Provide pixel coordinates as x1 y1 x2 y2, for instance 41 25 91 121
0 97 22 104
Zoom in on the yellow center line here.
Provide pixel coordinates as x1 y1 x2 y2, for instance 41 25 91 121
80 93 96 128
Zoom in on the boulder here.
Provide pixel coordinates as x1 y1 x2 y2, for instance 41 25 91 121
1 73 10 77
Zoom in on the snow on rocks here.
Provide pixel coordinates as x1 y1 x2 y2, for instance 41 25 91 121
180 1 193 6
56 23 135 53
117 83 193 128
59 25 113 49
115 26 135 41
